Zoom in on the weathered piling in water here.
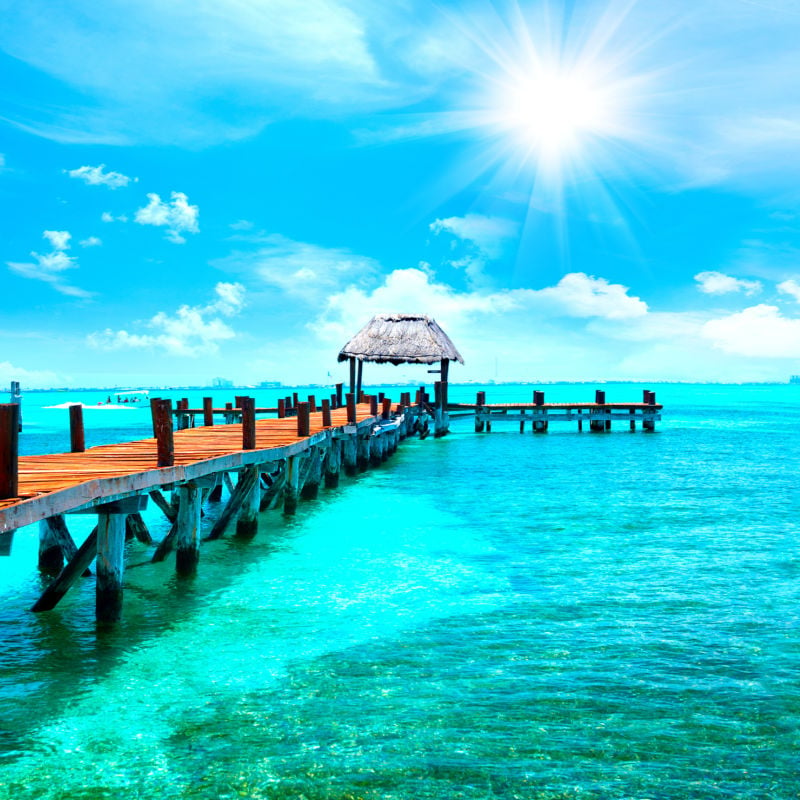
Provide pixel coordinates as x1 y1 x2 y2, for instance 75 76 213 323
325 438 342 488
235 465 261 538
176 482 201 573
38 514 78 575
590 390 606 432
301 446 323 499
96 510 126 624
283 455 302 515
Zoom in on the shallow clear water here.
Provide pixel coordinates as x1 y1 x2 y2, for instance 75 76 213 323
1 383 799 798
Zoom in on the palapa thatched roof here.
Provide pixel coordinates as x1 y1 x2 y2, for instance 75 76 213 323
338 313 464 365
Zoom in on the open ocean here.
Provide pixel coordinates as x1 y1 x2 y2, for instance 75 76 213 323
1 383 798 799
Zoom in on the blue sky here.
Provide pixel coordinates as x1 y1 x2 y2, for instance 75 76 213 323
3 0 800 387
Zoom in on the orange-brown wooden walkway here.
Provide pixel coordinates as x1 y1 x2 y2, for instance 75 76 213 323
0 403 375 533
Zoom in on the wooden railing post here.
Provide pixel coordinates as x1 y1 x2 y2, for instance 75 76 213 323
297 402 310 437
203 397 214 426
241 397 256 449
307 395 316 413
0 403 20 499
335 383 344 407
277 398 286 418
346 393 356 424
321 398 332 427
369 395 378 416
69 403 85 453
150 398 174 467
381 397 392 420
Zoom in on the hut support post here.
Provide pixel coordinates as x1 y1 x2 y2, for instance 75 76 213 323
96 512 126 623
349 357 356 394
175 483 201 575
356 360 363 400
235 466 261 538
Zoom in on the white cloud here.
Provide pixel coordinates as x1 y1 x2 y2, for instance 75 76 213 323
230 219 254 231
6 230 91 298
0 361 60 388
101 211 128 223
216 234 380 301
79 236 102 247
702 304 800 357
0 0 386 145
777 278 800 302
134 191 199 243
43 230 71 251
66 164 136 188
532 273 648 320
0 153 6 170
430 214 518 260
88 282 246 356
694 270 762 296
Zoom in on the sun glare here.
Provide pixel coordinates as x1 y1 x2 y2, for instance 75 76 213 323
494 69 612 160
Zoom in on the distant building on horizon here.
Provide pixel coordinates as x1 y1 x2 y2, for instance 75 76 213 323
211 377 234 388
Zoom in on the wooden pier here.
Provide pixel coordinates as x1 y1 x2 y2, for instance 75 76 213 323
454 389 663 433
0 390 414 623
0 382 662 625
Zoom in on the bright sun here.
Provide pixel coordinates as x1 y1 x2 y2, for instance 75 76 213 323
497 70 611 156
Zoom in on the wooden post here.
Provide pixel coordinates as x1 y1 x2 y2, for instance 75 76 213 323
235 466 261 538
293 392 300 408
285 395 293 412
533 390 544 405
346 393 357 424
349 357 356 394
336 383 344 407
301 447 322 499
151 398 174 466
96 512 125 623
325 438 341 488
278 398 286 418
176 482 201 574
241 396 256 449
357 433 370 472
590 391 606 432
32 527 98 612
342 433 358 476
38 514 78 576
356 360 363 400
126 512 153 544
308 395 317 413
0 403 20 499
321 398 332 427
224 401 234 424
369 395 378 416
284 455 301 515
9 381 22 431
297 402 310 437
440 359 450 410
519 409 525 434
206 468 259 539
475 391 485 433
370 433 382 467
630 408 636 431
68 403 85 453
381 397 392 420
203 397 214 426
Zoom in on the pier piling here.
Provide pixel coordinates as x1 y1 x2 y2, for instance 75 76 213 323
0 403 20 499
176 482 201 573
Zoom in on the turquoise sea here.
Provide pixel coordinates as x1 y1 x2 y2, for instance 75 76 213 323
1 383 799 799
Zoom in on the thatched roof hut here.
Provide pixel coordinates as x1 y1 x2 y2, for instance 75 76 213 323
338 313 464 366
338 313 463 398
